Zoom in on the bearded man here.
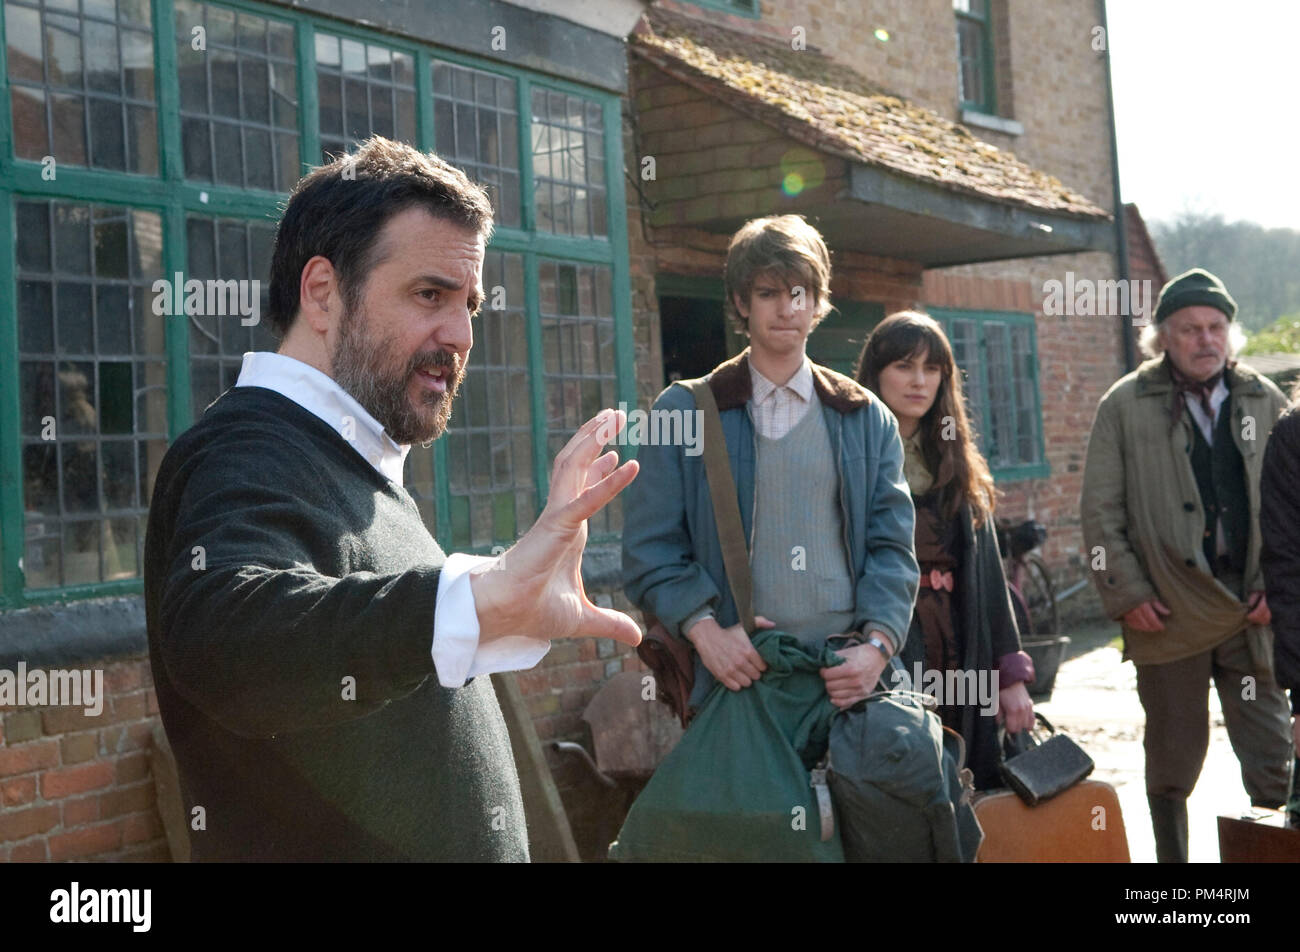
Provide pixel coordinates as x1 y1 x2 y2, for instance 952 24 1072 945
144 137 639 861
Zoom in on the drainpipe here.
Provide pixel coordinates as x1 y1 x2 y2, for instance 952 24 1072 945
1098 0 1136 372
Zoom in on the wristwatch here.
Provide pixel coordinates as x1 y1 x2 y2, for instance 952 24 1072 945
866 634 893 660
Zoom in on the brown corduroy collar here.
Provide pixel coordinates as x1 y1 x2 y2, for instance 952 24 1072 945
705 348 875 413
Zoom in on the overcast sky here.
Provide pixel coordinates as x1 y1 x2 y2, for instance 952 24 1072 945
1107 0 1300 231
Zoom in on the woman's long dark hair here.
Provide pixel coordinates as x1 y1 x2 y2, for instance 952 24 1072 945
855 310 997 526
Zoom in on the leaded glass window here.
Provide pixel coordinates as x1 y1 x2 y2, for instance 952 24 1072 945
5 0 157 172
16 199 166 588
174 0 298 191
531 88 605 239
316 33 416 162
433 59 520 228
540 258 617 533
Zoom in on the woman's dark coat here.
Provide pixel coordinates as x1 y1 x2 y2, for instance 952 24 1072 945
897 501 1024 791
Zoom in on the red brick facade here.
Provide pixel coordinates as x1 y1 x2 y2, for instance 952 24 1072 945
1 660 168 863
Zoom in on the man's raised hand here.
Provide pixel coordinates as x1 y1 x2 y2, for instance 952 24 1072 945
469 408 642 647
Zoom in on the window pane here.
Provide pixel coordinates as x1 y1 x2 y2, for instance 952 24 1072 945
50 91 88 165
185 215 278 424
440 251 533 549
530 86 605 238
12 86 50 159
946 317 985 455
84 19 121 95
432 60 520 227
122 29 155 102
177 1 297 190
540 259 618 534
46 13 83 90
88 97 126 170
17 201 52 273
956 14 988 108
1010 323 1040 465
316 32 418 164
6 4 44 84
8 3 157 173
17 199 165 591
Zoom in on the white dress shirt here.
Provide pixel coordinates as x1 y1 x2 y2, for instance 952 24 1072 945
1183 376 1229 446
749 356 815 439
234 351 549 687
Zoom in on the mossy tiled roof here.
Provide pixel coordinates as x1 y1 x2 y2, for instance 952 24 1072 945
632 7 1109 220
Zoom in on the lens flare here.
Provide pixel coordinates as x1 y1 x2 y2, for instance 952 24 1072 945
778 148 825 198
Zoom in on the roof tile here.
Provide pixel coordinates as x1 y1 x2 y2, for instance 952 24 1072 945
632 7 1109 220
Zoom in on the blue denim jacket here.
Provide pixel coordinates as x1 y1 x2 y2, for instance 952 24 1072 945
621 350 919 707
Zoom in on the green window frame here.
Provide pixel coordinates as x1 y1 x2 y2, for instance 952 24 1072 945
0 0 634 608
954 0 995 115
930 307 1047 482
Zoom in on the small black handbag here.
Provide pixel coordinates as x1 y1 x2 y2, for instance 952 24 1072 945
998 712 1094 806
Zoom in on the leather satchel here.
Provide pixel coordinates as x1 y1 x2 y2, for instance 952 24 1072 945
634 376 744 728
998 712 1094 806
636 615 695 729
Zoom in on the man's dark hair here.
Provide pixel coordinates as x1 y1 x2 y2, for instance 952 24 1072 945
266 136 494 339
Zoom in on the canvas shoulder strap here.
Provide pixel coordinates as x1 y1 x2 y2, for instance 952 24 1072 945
677 377 756 635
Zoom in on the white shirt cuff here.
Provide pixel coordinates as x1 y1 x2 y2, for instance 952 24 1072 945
432 552 551 688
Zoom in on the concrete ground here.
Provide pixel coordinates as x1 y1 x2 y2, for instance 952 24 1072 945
1033 621 1281 863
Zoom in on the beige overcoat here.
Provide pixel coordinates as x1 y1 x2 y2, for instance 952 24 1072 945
1081 356 1288 674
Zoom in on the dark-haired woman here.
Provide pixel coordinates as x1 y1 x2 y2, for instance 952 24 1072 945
856 310 1035 789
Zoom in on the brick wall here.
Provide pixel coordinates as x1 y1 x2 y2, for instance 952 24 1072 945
632 59 852 231
0 657 168 862
922 252 1129 588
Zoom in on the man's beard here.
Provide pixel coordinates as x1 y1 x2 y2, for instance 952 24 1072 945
331 302 465 445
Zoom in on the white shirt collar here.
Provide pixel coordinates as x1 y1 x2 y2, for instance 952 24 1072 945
1183 376 1230 445
749 355 815 405
234 351 411 486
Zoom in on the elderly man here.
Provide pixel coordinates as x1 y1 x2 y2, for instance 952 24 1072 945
145 137 640 861
1081 267 1293 862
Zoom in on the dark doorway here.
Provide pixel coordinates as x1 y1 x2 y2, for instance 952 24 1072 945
659 295 729 387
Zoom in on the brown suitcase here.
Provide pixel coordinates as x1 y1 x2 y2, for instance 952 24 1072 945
1217 809 1300 862
973 779 1130 862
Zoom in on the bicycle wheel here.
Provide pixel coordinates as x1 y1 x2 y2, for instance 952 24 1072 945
1020 553 1058 636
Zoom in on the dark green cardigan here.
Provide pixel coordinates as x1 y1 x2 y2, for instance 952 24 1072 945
144 385 528 861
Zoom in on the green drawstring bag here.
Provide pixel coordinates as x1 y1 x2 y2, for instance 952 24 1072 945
608 628 845 863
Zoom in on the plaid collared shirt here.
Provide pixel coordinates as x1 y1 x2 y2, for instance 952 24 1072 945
749 357 815 440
